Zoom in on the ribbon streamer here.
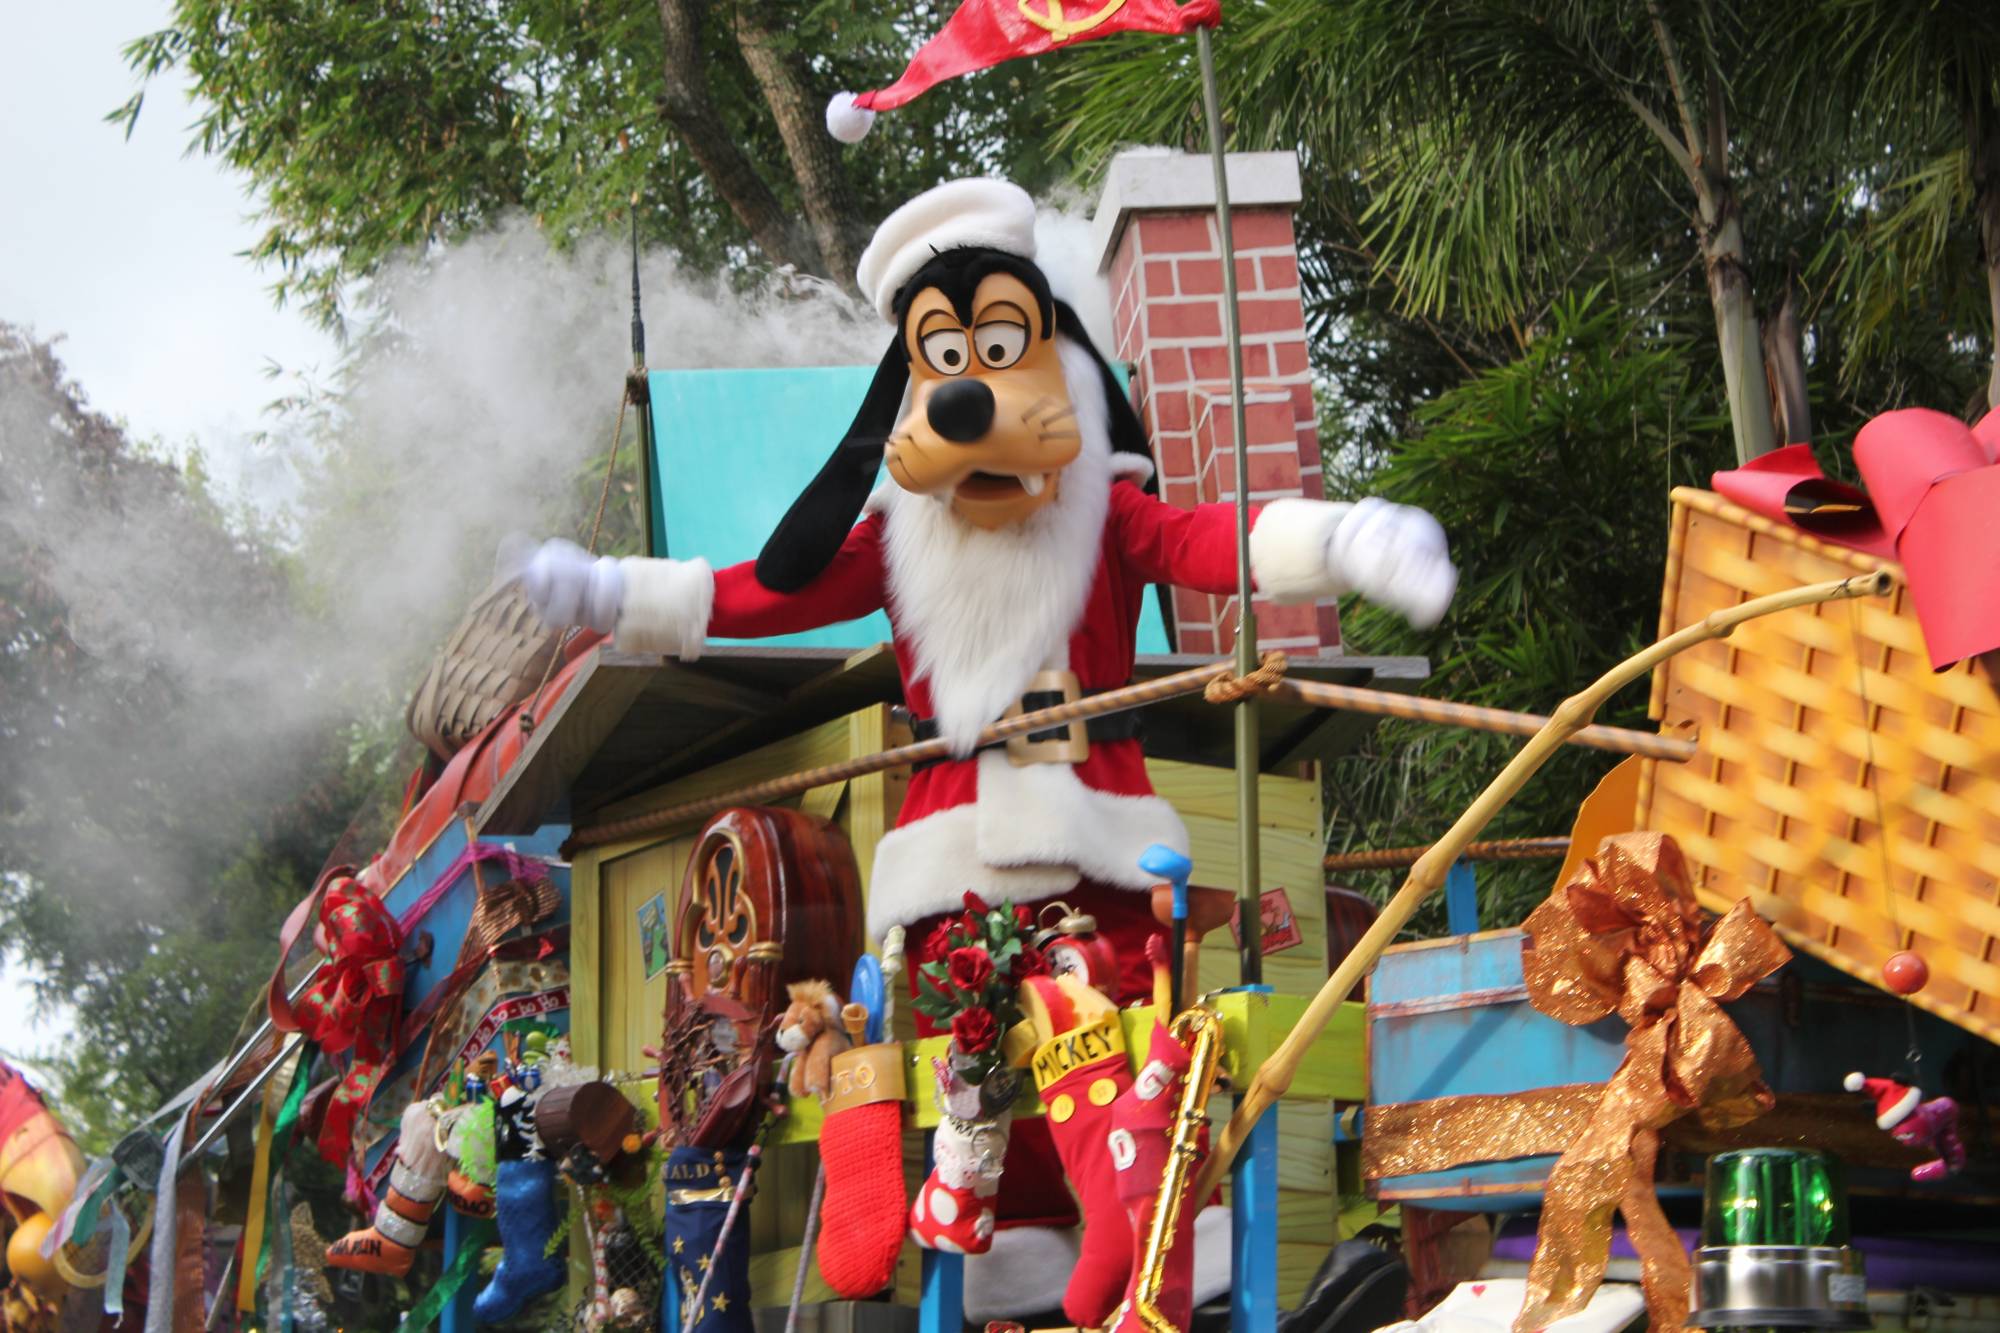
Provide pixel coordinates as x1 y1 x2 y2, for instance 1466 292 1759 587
1512 832 1791 1333
290 879 407 1164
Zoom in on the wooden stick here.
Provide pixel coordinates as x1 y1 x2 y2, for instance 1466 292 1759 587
1267 679 1696 761
1190 569 1895 1202
1324 837 1572 873
570 659 1240 848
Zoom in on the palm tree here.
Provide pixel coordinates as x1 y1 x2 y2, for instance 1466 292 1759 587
1057 0 1804 463
1784 0 2000 410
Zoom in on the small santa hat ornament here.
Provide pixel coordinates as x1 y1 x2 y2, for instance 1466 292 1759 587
853 177 1037 320
1845 1071 1922 1130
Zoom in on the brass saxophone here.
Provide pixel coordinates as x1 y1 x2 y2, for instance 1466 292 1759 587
1124 1002 1225 1333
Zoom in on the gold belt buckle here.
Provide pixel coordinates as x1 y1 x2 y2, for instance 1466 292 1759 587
1003 670 1088 766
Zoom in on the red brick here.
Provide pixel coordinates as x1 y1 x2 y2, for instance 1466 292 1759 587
1137 213 1214 254
1240 297 1305 336
1274 340 1310 377
1299 469 1324 501
1110 242 1137 307
1237 343 1272 377
1175 256 1257 296
1215 618 1237 653
1233 210 1294 250
1147 300 1222 340
1288 383 1314 418
1260 253 1300 290
1179 625 1217 655
1149 346 1190 386
1163 477 1198 510
1154 391 1191 433
1144 259 1177 297
1173 586 1211 623
1246 399 1295 446
1189 344 1231 380
1156 431 1195 480
1317 603 1343 648
1213 449 1303 496
1116 289 1137 339
1297 427 1322 468
1255 601 1319 640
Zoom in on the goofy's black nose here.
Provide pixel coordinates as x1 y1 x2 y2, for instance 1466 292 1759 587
927 379 995 443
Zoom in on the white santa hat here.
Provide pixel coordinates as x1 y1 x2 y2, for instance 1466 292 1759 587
854 178 1038 322
1845 1071 1921 1130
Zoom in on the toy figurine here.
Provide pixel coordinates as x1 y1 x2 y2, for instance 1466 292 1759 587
776 980 850 1100
1846 1071 1965 1182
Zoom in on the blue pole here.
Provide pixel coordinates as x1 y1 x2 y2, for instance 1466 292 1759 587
440 1208 480 1333
1232 983 1278 1333
916 1131 963 1333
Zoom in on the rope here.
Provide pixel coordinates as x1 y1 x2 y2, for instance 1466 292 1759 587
1203 649 1289 704
1324 837 1572 873
520 384 635 735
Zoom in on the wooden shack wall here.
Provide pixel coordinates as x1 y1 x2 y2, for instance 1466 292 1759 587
569 710 1340 1310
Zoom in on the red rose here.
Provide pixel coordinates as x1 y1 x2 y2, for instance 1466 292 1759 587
960 911 981 939
948 946 995 993
1015 905 1035 928
951 1006 998 1055
1011 944 1048 979
962 891 992 915
922 921 955 963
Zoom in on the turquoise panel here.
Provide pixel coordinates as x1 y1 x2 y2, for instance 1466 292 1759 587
647 366 1171 653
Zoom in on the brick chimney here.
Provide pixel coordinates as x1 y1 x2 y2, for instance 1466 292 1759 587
1092 150 1337 657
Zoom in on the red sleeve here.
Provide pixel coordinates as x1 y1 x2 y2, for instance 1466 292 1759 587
1109 480 1262 595
707 513 887 637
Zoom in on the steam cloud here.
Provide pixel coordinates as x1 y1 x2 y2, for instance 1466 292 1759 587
2 202 1115 916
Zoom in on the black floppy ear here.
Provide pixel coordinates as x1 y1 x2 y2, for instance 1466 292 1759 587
755 337 909 593
1054 302 1156 491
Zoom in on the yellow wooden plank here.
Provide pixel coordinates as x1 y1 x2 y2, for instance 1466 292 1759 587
569 851 603 1071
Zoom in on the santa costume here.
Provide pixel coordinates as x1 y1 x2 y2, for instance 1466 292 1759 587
520 177 1455 1317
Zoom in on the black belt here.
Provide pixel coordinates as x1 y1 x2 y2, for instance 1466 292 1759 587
906 688 1144 770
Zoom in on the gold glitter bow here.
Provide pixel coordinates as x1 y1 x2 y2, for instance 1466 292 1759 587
1513 832 1791 1333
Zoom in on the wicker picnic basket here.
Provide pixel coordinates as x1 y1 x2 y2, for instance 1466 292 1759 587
1635 487 2000 1045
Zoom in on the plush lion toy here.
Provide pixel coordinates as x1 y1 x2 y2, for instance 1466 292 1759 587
776 980 849 1100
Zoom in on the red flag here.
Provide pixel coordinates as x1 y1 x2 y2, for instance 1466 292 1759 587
828 0 1220 140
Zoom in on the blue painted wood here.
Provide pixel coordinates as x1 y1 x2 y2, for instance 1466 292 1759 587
1368 929 1982 1210
646 367 1172 653
1233 1091 1280 1333
1443 860 1478 936
440 1207 479 1333
916 1130 962 1333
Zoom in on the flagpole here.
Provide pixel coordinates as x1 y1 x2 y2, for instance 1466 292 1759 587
1194 24 1262 985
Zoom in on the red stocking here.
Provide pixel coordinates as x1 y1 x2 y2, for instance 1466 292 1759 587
816 1044 908 1297
1108 1021 1197 1331
1030 1013 1135 1327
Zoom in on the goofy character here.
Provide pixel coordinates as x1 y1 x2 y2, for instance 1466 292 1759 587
516 177 1454 1318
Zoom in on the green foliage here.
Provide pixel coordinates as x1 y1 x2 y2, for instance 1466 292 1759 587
1324 291 1730 935
117 1 1085 329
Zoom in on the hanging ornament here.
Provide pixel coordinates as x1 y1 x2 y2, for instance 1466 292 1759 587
1881 949 1929 996
1033 901 1120 995
1844 1072 1965 1182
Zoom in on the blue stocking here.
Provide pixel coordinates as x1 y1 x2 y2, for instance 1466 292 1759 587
472 1156 566 1323
663 1146 752 1332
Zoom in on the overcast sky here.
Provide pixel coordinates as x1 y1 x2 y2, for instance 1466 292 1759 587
1 1 335 1060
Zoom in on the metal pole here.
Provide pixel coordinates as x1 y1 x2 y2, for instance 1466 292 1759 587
630 200 664 558
179 1034 302 1173
1196 24 1262 983
177 965 320 1130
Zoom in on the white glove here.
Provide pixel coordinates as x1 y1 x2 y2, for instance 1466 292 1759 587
1330 497 1457 629
499 536 624 634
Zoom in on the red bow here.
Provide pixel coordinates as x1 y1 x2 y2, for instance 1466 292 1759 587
1712 408 2000 669
292 877 406 1163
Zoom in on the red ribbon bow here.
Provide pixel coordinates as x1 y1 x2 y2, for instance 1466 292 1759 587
292 877 406 1164
1712 407 2000 669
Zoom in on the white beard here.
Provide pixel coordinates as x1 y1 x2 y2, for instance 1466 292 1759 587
869 337 1119 752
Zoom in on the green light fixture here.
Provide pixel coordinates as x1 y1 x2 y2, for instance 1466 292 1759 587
1687 1148 1870 1330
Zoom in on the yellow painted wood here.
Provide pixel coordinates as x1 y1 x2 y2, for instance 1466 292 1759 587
598 837 689 1074
570 852 603 1071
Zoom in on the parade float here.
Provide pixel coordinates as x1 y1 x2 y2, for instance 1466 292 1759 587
24 6 2000 1333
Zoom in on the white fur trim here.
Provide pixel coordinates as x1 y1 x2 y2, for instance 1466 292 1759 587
1844 1071 1866 1092
865 752 1189 937
1110 452 1156 485
1250 497 1352 603
825 91 874 143
1879 1085 1921 1130
612 556 713 660
856 179 1038 321
963 1225 1082 1321
871 337 1115 753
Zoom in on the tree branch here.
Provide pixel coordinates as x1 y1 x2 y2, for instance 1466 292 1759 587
1645 0 1704 176
653 0 823 275
731 3 866 288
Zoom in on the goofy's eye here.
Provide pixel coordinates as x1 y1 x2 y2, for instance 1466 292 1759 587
920 328 971 375
974 320 1028 369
